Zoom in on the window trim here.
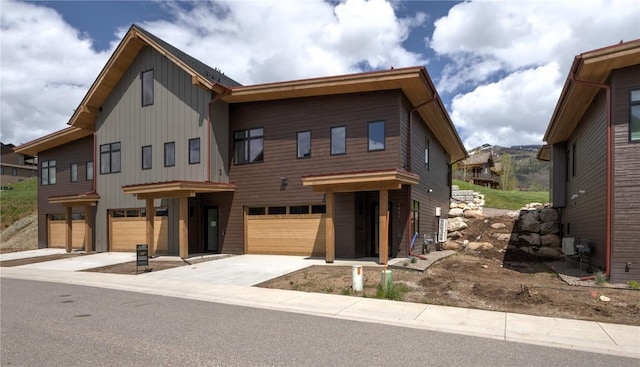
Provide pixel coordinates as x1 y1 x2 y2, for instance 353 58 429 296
330 126 346 156
70 163 78 182
41 159 56 186
100 142 121 174
164 141 176 167
296 130 311 159
368 120 385 151
141 69 154 107
142 145 152 170
188 138 200 164
233 128 264 165
630 88 640 142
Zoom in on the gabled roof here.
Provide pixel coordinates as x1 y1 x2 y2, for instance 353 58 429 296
224 66 467 162
14 127 92 157
459 151 492 167
544 39 640 144
70 24 240 130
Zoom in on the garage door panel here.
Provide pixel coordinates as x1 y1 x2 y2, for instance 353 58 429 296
247 216 325 256
48 220 85 249
110 217 168 253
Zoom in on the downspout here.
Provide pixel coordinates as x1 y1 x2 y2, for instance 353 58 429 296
207 88 231 182
406 97 435 260
569 70 611 280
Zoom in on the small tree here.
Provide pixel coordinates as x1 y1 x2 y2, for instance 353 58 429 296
500 153 518 190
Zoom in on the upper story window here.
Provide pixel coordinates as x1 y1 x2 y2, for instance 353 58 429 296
368 121 385 151
425 138 430 170
164 142 175 167
70 163 78 182
142 145 152 170
142 69 154 106
297 131 311 159
234 128 264 165
571 142 576 177
100 142 121 174
12 167 17 176
330 126 346 155
86 161 94 181
189 138 200 164
631 89 640 142
41 160 56 185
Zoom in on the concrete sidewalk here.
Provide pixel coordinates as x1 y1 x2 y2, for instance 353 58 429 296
0 253 638 359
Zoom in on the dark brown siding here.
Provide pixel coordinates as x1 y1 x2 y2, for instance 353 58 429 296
225 90 405 255
37 136 94 248
563 91 607 268
610 65 640 283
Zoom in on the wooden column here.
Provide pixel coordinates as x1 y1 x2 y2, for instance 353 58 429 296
84 205 92 253
146 199 155 257
325 191 335 263
179 196 188 259
65 206 72 253
379 189 388 265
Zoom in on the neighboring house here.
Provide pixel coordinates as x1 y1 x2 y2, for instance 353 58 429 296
16 25 466 263
455 151 501 188
0 142 37 185
538 39 640 283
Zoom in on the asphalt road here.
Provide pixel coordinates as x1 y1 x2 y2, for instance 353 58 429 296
1 278 635 366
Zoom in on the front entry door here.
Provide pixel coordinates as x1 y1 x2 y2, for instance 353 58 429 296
205 207 219 252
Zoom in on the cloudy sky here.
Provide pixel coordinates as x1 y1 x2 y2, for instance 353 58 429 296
1 0 638 150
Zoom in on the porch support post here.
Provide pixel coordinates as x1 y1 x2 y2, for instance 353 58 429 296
325 191 335 263
379 189 388 265
84 205 92 253
146 198 155 257
65 206 72 253
179 196 188 259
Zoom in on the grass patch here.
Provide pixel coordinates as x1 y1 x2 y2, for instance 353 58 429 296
453 180 549 210
374 282 410 301
627 280 639 290
0 177 37 230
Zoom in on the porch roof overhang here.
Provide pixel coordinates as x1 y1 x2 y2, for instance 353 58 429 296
14 127 93 157
48 193 100 207
122 180 236 200
301 169 419 193
544 39 640 145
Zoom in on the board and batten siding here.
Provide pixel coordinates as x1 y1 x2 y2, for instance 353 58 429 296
37 136 94 248
93 46 224 252
610 65 640 283
563 91 607 269
224 90 406 254
405 104 451 244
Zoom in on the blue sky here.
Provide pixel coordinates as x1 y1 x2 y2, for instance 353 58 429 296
1 0 639 149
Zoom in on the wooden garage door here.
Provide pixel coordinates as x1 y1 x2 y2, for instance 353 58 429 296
109 211 168 253
48 218 86 249
246 213 326 256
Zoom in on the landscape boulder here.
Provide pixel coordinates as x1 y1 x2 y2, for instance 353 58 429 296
491 222 506 229
442 240 463 251
448 208 464 217
467 241 494 251
520 233 541 246
519 211 541 233
541 234 561 247
540 208 558 223
447 217 468 232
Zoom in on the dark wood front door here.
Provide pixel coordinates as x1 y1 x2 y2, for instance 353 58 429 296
205 206 219 252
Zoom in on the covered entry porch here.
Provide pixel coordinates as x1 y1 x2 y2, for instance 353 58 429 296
122 181 235 258
302 169 418 264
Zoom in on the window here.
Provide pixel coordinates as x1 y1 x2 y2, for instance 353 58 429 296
86 161 94 181
41 160 56 185
289 205 310 214
100 142 121 174
631 89 640 142
425 138 430 170
297 131 311 158
12 167 17 176
142 69 154 106
331 126 346 155
142 145 152 170
248 207 266 215
234 128 264 164
189 138 200 164
0 167 4 175
368 121 385 151
411 200 420 234
268 206 286 215
571 142 576 177
164 142 175 167
70 163 78 182
311 205 326 214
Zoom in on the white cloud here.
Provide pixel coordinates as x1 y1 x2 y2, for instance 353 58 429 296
1 0 425 145
0 0 111 145
431 0 640 148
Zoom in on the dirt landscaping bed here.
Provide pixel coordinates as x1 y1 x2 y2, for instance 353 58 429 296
0 253 85 267
82 255 228 275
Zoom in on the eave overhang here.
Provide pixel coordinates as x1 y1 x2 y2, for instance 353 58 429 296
14 127 93 157
537 145 551 161
225 67 467 162
544 39 640 145
48 193 100 207
301 169 419 193
122 180 236 200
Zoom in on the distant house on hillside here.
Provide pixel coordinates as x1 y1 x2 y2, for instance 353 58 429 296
455 151 501 188
0 142 37 185
538 39 640 283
